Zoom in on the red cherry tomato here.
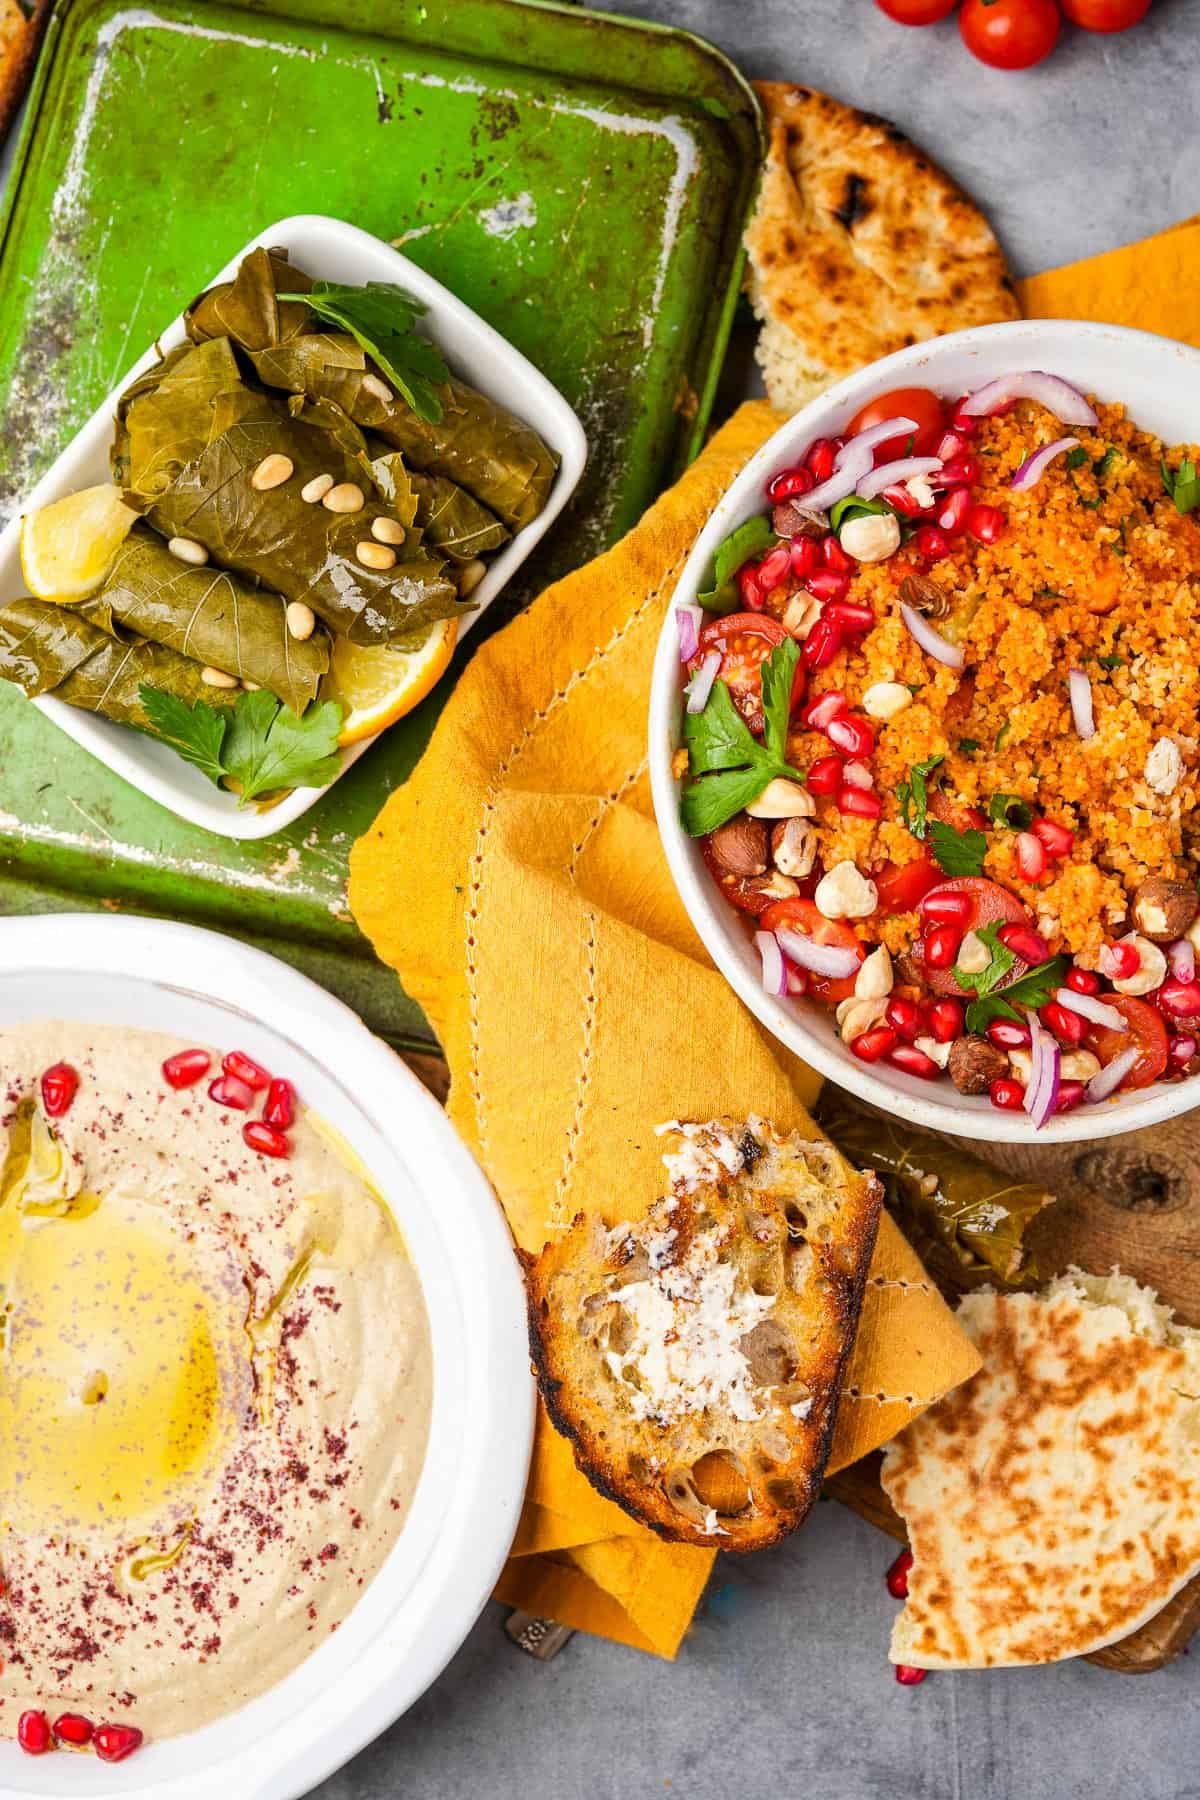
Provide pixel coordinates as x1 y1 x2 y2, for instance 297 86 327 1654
843 387 948 462
694 612 790 735
760 897 865 1005
925 789 989 834
1061 0 1149 27
960 0 1061 68
874 0 958 19
1084 995 1169 1090
874 856 940 915
918 876 1031 997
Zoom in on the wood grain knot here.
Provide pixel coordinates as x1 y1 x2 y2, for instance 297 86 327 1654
1072 1147 1188 1215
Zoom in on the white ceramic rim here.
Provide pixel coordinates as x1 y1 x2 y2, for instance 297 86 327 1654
649 318 1200 1144
0 915 534 1800
0 214 588 841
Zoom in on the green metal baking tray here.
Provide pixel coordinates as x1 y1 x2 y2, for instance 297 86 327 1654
0 0 762 1048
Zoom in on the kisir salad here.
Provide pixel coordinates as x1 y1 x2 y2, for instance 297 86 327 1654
674 373 1200 1126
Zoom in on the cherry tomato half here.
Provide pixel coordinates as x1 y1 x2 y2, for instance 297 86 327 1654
874 0 958 21
760 897 865 1005
918 876 1031 997
960 0 1060 68
1084 995 1169 1090
1061 0 1149 29
694 613 799 735
844 387 947 462
926 789 989 834
874 855 940 916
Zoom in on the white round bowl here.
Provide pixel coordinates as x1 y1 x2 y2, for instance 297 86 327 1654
0 916 533 1800
650 320 1200 1144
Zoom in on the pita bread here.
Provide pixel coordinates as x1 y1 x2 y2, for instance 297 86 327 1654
881 1270 1200 1668
745 83 1020 415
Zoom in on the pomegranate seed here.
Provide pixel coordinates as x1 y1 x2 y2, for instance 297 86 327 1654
162 1048 212 1090
949 403 978 434
895 1665 927 1686
736 565 763 610
1157 978 1200 1019
936 485 973 535
94 1723 145 1764
987 1018 1031 1050
886 1547 914 1598
912 524 952 563
786 965 809 997
789 535 818 578
989 1077 1025 1110
824 599 875 634
1055 1079 1087 1114
1032 817 1075 858
768 465 815 501
806 437 835 482
806 754 844 795
801 615 843 669
208 1075 254 1111
1169 1034 1197 1069
54 1712 94 1747
1040 1000 1086 1046
804 569 851 604
928 998 964 1043
821 533 855 574
1099 940 1140 980
244 1120 291 1158
920 889 973 925
1066 966 1102 995
889 1043 940 1080
882 483 931 519
851 1025 898 1063
837 784 883 819
17 1711 51 1755
1015 831 1047 882
935 429 968 462
997 923 1049 965
937 453 979 487
756 544 791 591
40 1062 79 1118
967 502 1005 544
842 760 874 790
885 997 923 1041
802 690 848 731
826 714 874 759
263 1077 296 1128
923 924 962 970
223 1049 271 1090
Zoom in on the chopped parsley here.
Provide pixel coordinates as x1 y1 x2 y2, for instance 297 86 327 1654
1098 653 1124 670
829 494 893 533
1065 446 1088 471
897 753 944 841
958 738 982 755
1161 456 1200 516
1093 447 1117 480
679 637 804 836
964 954 1070 1033
994 720 1012 753
1036 586 1062 599
928 819 987 878
987 792 1033 831
697 516 778 613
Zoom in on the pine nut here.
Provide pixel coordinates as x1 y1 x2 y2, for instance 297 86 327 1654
286 601 316 642
355 541 396 571
458 557 488 597
361 373 393 405
251 453 294 491
371 516 406 545
168 536 208 566
301 473 334 504
201 666 239 688
323 482 364 514
242 680 261 692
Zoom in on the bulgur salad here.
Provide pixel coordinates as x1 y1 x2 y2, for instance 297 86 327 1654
673 372 1200 1127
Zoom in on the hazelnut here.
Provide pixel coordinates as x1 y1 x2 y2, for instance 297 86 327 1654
1129 877 1198 944
898 573 950 620
708 815 768 879
746 777 815 820
815 860 878 921
772 500 827 539
839 512 901 563
771 817 817 879
947 1035 1008 1095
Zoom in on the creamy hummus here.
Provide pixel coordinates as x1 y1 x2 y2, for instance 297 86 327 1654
0 1022 431 1742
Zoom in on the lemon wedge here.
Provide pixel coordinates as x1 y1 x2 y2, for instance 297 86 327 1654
20 484 138 601
325 618 458 745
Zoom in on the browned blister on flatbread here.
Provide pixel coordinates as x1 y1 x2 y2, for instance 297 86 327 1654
745 83 1020 415
882 1271 1200 1667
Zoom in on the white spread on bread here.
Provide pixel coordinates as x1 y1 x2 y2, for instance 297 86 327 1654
654 1118 746 1193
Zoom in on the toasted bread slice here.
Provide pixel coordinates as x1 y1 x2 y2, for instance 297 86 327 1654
526 1117 882 1550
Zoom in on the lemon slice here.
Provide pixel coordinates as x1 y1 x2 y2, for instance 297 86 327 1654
20 484 138 601
325 618 458 745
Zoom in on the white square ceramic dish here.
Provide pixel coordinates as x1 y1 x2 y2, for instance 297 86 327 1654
0 215 588 841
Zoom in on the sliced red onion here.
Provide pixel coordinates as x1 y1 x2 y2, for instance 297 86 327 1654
774 927 861 981
1054 987 1125 1031
755 930 789 998
1010 436 1080 490
803 416 919 511
1170 938 1197 982
685 648 722 715
1023 1016 1060 1129
1086 1045 1140 1103
676 605 701 663
959 372 1098 428
900 602 965 670
1068 666 1095 741
857 456 942 501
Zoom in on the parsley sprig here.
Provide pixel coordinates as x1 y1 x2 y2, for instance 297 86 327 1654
679 638 804 836
897 753 944 840
987 792 1032 831
963 952 1069 1034
928 818 987 877
278 281 450 423
140 686 343 804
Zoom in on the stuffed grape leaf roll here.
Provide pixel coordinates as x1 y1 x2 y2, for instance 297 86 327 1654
0 598 214 729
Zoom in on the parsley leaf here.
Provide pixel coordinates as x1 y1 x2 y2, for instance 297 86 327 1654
759 635 801 765
1161 456 1200 515
964 955 1069 1033
953 920 1015 1000
829 494 892 532
697 516 777 613
1098 653 1124 670
1093 447 1117 480
279 281 450 423
928 818 987 877
958 738 981 755
987 792 1032 831
897 753 944 841
994 720 1011 752
139 686 343 806
139 688 228 784
679 640 803 836
1065 446 1088 471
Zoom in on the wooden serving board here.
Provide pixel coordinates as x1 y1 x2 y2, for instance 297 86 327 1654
826 1099 1200 1674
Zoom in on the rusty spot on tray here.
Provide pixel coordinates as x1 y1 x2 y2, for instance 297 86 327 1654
0 295 79 525
476 95 520 142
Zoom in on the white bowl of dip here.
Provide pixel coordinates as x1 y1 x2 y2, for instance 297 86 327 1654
649 320 1200 1144
0 914 533 1798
